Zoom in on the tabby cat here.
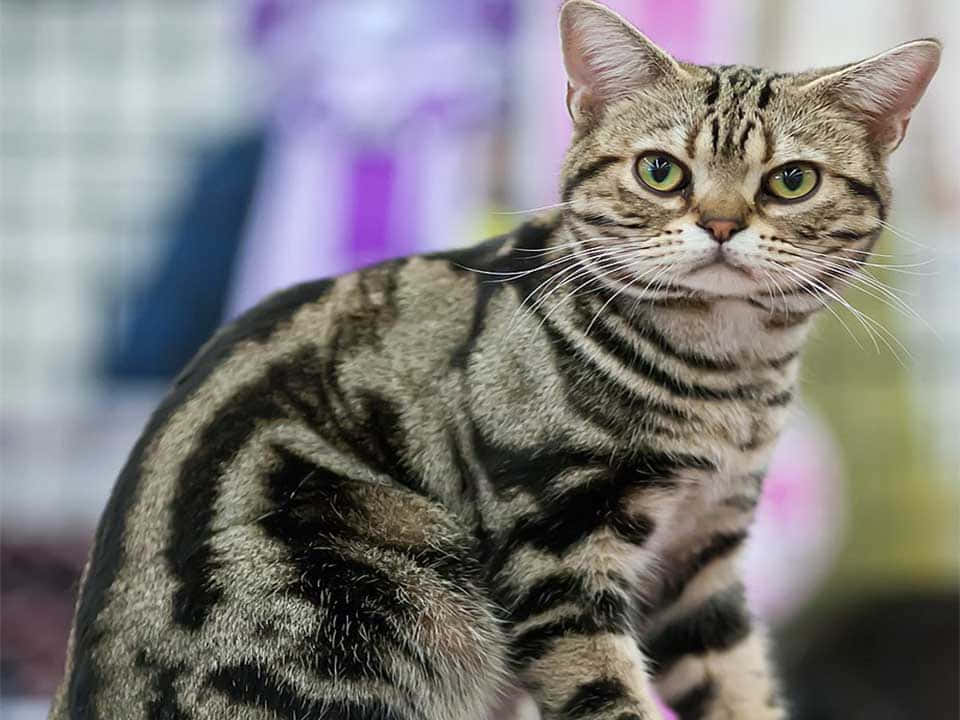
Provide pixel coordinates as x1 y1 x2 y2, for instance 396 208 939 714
53 2 941 719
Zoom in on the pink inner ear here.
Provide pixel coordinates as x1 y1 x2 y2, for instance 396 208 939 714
883 115 911 151
561 26 596 92
845 44 940 118
831 42 940 150
559 3 678 118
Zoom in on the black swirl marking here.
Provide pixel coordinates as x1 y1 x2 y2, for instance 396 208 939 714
208 663 413 720
646 585 752 674
502 571 631 627
562 156 622 203
67 280 335 710
135 650 189 720
757 76 776 109
167 355 305 630
836 173 887 219
563 678 628 718
586 315 766 402
257 446 467 679
512 611 633 669
488 450 711 564
671 680 715 720
655 530 748 611
472 439 601 498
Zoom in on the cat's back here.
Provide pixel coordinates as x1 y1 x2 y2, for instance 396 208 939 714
51 238 509 718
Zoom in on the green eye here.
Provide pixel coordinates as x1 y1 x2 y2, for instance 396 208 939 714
636 153 688 193
767 163 819 200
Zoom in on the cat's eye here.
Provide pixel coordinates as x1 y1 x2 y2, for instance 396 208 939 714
635 153 689 194
766 163 819 201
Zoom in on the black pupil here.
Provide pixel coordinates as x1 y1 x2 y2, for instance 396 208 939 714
782 167 805 191
649 157 672 183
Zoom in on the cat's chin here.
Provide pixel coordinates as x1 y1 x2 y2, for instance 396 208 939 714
675 261 763 299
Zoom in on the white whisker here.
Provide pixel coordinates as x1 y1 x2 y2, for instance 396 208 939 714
876 219 934 251
774 262 911 364
491 201 573 215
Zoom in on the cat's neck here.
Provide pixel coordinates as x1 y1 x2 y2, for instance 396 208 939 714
631 297 813 368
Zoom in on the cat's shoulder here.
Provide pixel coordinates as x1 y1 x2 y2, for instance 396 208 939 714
172 277 336 394
425 212 563 275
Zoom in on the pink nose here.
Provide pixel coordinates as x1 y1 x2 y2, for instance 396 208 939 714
699 218 743 243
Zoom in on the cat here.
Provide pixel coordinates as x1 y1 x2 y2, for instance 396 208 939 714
52 2 940 719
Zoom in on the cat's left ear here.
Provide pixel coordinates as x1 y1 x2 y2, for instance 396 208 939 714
803 39 941 154
559 0 685 126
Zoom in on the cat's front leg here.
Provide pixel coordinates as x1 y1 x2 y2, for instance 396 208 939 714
495 529 665 720
646 553 786 720
513 600 663 720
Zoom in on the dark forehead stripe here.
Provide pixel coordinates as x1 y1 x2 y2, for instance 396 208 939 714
757 73 785 110
704 66 783 158
687 70 719 157
704 68 720 106
738 120 756 153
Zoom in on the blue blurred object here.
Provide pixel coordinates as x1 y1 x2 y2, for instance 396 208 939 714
103 132 266 379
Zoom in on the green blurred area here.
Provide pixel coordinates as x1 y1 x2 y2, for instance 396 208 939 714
801 234 957 600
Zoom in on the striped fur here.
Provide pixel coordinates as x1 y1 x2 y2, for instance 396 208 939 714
52 2 939 719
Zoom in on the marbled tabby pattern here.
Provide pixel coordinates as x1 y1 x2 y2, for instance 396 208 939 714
53 2 939 719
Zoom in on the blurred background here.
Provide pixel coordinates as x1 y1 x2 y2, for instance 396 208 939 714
1 1 957 718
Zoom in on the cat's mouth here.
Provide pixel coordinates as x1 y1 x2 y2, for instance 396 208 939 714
690 258 754 278
676 253 761 297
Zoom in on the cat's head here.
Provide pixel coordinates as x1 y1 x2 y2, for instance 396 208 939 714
558 0 940 305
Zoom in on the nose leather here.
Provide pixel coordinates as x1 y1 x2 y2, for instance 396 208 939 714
699 217 744 243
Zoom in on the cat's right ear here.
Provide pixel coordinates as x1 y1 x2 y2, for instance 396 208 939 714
801 39 942 154
559 0 683 125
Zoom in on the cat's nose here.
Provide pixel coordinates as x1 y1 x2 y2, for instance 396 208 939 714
698 217 744 243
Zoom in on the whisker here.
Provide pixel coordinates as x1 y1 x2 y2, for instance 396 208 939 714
782 249 929 312
779 242 935 273
491 201 573 215
791 258 938 338
774 261 911 364
502 259 599 339
772 263 867 351
876 219 934 251
511 233 663 257
455 245 610 280
583 262 666 336
503 251 627 341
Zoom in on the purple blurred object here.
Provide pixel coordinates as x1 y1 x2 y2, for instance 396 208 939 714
348 149 397 268
228 0 514 315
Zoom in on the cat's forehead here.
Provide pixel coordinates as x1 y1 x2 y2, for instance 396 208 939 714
601 64 862 171
699 64 783 108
